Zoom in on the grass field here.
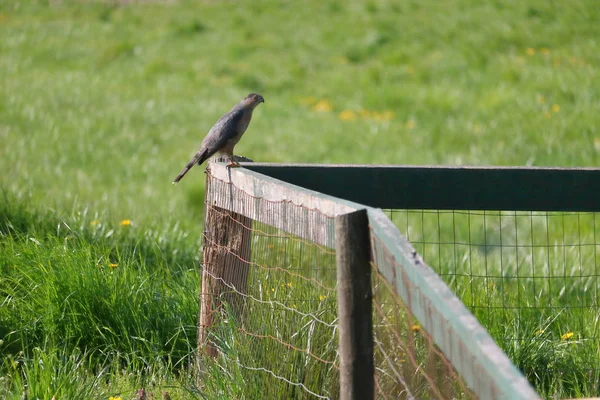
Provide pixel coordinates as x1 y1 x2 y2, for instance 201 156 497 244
1 0 599 398
394 209 600 398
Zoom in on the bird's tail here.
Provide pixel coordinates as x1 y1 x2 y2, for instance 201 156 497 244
172 149 209 184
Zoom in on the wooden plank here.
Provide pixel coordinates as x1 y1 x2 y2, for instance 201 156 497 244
243 164 600 211
335 210 374 400
207 162 365 248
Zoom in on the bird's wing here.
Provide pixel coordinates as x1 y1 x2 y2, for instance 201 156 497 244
200 108 244 156
172 108 244 184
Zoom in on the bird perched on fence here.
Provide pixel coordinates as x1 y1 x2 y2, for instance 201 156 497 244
172 93 265 184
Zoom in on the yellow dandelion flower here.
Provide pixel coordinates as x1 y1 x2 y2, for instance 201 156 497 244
540 48 550 55
287 282 292 287
406 120 416 130
561 332 575 340
120 219 132 226
526 48 536 56
319 295 328 301
109 397 123 400
551 104 560 113
536 95 545 104
358 109 372 118
339 110 356 121
271 288 275 292
369 111 394 122
411 325 421 332
90 220 100 226
313 100 332 112
534 329 545 336
298 96 317 105
379 110 395 121
109 263 118 269
569 56 586 66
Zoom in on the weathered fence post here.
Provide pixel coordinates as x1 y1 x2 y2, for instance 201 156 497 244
335 209 374 400
197 158 253 368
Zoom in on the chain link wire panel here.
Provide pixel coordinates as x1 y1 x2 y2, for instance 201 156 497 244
388 209 600 397
198 163 539 399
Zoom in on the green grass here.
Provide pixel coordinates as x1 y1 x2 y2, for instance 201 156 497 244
1 0 599 398
1 0 599 229
393 210 600 397
0 195 201 398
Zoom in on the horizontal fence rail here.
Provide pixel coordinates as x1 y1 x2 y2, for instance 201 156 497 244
243 163 600 211
198 162 540 399
207 163 361 248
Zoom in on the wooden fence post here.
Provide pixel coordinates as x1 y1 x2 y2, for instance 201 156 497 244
197 158 253 369
335 209 374 400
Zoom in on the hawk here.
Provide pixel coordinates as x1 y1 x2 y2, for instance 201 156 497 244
173 93 264 183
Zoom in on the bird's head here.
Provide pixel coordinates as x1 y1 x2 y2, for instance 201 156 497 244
245 93 265 108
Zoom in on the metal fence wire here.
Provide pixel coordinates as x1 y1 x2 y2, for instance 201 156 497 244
369 243 475 400
388 209 600 396
197 167 537 399
199 173 339 399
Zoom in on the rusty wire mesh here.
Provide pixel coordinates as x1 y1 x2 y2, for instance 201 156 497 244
388 209 600 397
200 172 339 399
199 170 480 399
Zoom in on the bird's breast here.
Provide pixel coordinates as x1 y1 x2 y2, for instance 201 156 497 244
236 117 251 135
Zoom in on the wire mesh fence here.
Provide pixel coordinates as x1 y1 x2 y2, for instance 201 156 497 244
197 166 537 399
199 173 339 399
369 251 476 400
387 209 600 397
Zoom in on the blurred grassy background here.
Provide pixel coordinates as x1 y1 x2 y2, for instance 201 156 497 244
1 0 598 232
1 0 599 398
